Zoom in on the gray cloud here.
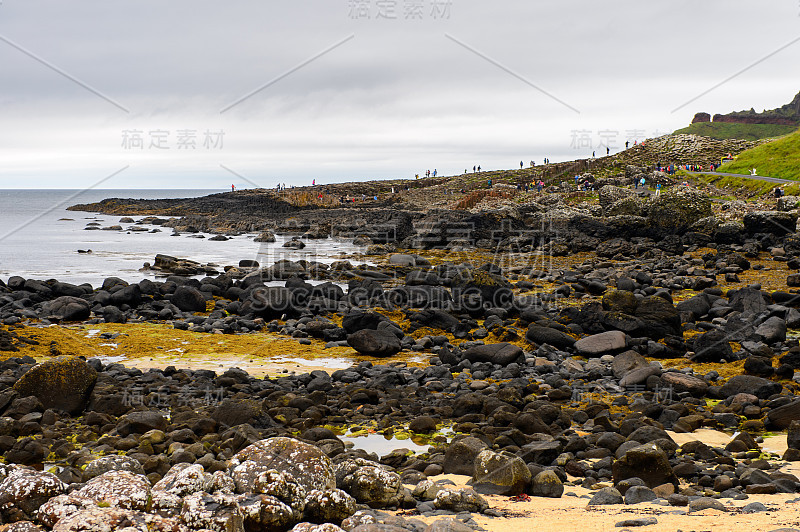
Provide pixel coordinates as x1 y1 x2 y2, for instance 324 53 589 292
0 0 798 188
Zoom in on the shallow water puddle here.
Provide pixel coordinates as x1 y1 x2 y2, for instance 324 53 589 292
96 355 126 364
342 432 431 456
271 356 354 370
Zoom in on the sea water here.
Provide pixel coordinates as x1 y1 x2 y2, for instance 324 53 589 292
0 189 364 286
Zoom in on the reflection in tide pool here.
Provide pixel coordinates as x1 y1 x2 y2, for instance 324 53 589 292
342 432 431 456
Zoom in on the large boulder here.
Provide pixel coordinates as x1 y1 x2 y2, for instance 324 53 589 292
690 330 734 363
612 444 678 489
433 488 488 513
675 294 711 321
153 463 213 498
229 437 335 494
346 329 401 357
633 296 680 339
647 189 712 234
450 268 514 309
660 372 708 397
529 470 564 498
767 399 800 429
0 469 67 521
41 296 90 322
341 311 390 334
75 470 151 511
611 350 648 379
180 491 245 532
755 316 787 344
462 343 523 366
83 455 146 482
37 493 100 529
334 459 402 509
574 331 626 357
526 325 575 349
303 489 356 524
170 286 207 313
743 211 798 235
50 507 186 532
211 399 271 429
728 287 769 317
602 290 639 314
471 450 531 496
115 411 168 436
246 469 306 522
717 375 782 400
443 437 488 476
13 356 97 415
598 185 635 215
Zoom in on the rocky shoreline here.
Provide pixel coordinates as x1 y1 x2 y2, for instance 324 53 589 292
4 153 800 530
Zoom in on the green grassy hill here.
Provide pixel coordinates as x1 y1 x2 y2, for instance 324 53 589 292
674 122 797 141
718 129 800 180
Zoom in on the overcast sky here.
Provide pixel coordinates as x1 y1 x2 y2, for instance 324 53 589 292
0 0 799 189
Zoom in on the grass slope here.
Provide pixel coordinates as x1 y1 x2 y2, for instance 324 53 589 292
691 172 800 197
674 122 797 141
719 129 800 180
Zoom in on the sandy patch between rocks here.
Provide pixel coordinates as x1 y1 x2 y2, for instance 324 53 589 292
401 474 800 532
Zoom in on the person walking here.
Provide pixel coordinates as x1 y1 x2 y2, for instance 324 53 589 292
433 169 437 177
520 160 524 169
477 165 481 172
639 176 646 189
655 183 661 196
231 184 235 191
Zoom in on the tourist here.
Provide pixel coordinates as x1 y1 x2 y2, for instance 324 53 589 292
520 161 524 168
655 183 662 196
639 176 646 189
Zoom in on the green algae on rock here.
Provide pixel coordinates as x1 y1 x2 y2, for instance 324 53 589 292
13 355 97 415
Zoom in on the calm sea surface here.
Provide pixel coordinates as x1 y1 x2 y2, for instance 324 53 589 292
0 189 360 286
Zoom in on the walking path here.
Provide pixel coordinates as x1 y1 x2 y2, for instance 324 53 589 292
687 170 795 185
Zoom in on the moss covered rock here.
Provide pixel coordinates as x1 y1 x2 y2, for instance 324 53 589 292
647 189 712 234
607 196 646 217
13 356 97 415
602 290 639 314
